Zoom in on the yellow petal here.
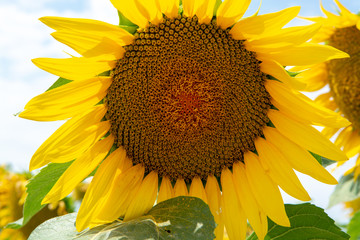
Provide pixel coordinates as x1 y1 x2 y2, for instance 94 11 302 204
182 0 197 17
320 0 339 22
91 164 145 225
335 127 360 158
260 60 306 90
51 29 133 53
230 7 300 40
257 43 349 66
20 77 112 121
109 0 148 28
315 92 332 106
134 0 163 25
29 105 107 170
268 109 347 161
158 176 174 203
322 126 340 139
255 137 311 201
52 31 101 56
343 130 360 158
216 0 251 29
205 175 224 240
296 63 328 92
40 16 133 37
158 0 179 19
335 126 353 148
233 162 268 240
246 23 322 51
249 0 262 17
124 171 158 221
42 135 114 204
82 37 125 60
32 121 109 169
76 147 132 231
183 0 216 24
244 151 290 227
189 176 208 203
196 0 217 24
174 178 188 196
32 57 115 81
221 168 247 240
46 121 110 164
263 126 338 185
266 80 350 128
334 0 358 22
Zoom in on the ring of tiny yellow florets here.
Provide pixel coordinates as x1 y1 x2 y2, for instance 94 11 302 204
105 15 271 181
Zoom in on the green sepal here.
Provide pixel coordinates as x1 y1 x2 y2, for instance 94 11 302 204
117 11 138 34
310 152 337 167
22 161 73 226
28 196 216 240
46 77 72 92
329 173 360 208
247 203 350 240
213 0 222 16
286 70 301 77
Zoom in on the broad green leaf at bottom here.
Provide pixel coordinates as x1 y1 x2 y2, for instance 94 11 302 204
28 196 216 240
247 203 349 240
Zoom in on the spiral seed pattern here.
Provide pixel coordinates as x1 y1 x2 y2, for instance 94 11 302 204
106 16 271 181
328 26 360 130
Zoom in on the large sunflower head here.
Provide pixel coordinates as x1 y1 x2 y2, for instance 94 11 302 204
295 0 360 178
20 0 350 239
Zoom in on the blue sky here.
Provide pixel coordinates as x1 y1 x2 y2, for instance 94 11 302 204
0 0 359 224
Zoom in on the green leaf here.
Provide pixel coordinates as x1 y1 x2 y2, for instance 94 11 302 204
46 77 72 91
286 70 300 77
148 196 215 239
247 203 349 240
329 173 360 208
28 197 216 240
28 213 78 240
4 218 23 230
117 11 138 34
348 210 360 240
23 161 73 226
76 218 160 240
310 152 337 167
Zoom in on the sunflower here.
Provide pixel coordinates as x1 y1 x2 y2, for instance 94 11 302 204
20 0 350 239
0 167 69 240
0 167 27 240
295 0 360 178
0 167 68 240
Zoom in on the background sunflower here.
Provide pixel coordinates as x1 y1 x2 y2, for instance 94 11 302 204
0 167 68 240
296 0 360 178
